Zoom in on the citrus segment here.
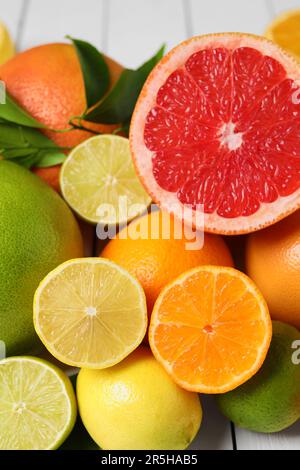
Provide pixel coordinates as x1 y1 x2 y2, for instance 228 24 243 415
60 135 151 225
131 33 300 234
33 258 147 368
149 266 272 393
0 357 76 450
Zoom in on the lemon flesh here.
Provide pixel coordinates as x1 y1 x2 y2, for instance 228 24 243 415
33 258 148 368
60 135 151 225
0 356 76 450
0 21 15 66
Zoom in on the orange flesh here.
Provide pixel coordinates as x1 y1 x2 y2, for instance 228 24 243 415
149 266 272 393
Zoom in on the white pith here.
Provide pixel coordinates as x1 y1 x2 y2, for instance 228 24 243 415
219 121 243 151
85 306 97 316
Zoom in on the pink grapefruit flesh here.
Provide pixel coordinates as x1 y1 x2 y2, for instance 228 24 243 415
130 33 300 234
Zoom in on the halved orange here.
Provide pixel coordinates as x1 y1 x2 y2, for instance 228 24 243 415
149 266 272 393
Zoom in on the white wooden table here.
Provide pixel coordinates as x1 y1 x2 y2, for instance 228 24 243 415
1 0 300 451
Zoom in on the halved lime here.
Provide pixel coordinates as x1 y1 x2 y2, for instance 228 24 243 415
0 356 76 450
60 135 151 225
33 258 148 369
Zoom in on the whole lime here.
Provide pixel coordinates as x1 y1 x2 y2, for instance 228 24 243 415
216 321 300 433
0 161 83 355
77 347 202 450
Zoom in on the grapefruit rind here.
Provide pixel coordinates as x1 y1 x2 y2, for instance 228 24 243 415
149 265 272 394
130 33 300 234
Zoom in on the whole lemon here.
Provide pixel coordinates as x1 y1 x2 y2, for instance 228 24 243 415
246 210 300 329
0 161 83 355
77 347 202 450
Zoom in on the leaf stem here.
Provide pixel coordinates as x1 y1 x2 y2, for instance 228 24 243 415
68 117 102 135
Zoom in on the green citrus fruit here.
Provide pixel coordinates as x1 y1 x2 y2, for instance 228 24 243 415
216 321 300 433
0 356 77 449
0 161 83 355
60 135 151 225
77 347 202 450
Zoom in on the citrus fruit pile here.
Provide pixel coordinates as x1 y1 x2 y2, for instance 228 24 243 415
1 9 300 451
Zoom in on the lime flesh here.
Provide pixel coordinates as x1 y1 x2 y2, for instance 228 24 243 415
0 356 77 450
60 135 151 225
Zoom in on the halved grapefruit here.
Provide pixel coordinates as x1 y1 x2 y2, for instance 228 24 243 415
130 33 300 234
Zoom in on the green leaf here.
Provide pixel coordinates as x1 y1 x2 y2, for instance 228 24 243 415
15 153 41 169
68 36 110 109
34 151 66 168
0 122 66 169
0 93 46 128
85 44 165 125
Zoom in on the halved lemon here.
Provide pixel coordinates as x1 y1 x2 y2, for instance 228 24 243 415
0 356 76 450
33 258 148 368
0 21 15 66
60 135 151 225
265 9 300 60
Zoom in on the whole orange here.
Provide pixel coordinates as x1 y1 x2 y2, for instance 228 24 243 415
246 210 300 329
32 165 61 193
0 43 123 188
0 43 123 147
101 211 234 315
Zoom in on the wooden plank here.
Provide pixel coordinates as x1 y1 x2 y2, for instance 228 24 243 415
106 0 186 68
20 0 104 50
236 421 300 450
0 0 25 41
189 396 234 450
190 0 270 36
